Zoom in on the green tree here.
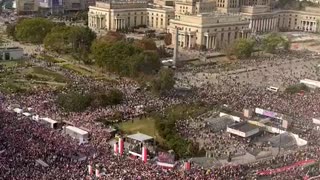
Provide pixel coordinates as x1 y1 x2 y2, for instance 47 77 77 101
151 68 175 95
56 92 93 112
133 38 157 51
98 31 125 45
91 88 124 107
232 38 255 59
262 33 289 53
285 83 309 94
91 33 161 77
44 26 72 53
6 24 16 39
91 41 141 75
129 51 161 77
15 18 54 44
68 26 96 57
164 33 172 45
44 26 96 62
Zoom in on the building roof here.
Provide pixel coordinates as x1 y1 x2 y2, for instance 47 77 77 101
127 133 154 142
229 122 259 132
269 132 297 148
40 117 58 124
66 126 88 135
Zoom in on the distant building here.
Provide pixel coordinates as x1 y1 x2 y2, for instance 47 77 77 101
17 0 91 15
16 0 39 14
63 0 87 12
88 0 174 31
0 47 24 60
38 0 64 15
88 0 320 50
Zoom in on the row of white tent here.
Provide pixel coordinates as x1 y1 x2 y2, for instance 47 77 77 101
300 79 320 89
9 106 89 144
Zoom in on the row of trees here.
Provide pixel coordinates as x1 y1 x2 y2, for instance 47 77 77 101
154 103 208 158
231 33 290 59
91 32 175 94
91 32 160 76
44 25 96 61
7 18 175 94
6 18 96 61
56 88 124 112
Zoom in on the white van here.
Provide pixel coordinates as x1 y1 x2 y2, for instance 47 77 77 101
267 86 279 92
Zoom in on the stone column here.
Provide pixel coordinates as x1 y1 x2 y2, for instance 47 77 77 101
100 17 102 29
188 35 192 48
213 36 216 49
117 19 119 30
206 35 209 48
211 36 214 49
265 19 268 32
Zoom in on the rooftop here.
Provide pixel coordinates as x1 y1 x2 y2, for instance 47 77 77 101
229 122 259 132
127 132 154 142
66 126 89 135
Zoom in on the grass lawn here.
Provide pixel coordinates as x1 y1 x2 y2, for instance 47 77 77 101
25 67 69 83
62 63 93 76
0 60 25 68
117 117 165 144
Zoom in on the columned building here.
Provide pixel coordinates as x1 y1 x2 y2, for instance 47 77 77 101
168 13 250 49
88 0 320 50
88 1 174 31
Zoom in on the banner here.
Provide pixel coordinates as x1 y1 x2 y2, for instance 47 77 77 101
257 159 316 176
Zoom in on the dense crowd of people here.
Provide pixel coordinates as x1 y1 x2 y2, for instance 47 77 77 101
1 50 320 179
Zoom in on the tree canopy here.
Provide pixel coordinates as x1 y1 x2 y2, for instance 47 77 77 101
151 68 175 95
133 38 157 51
57 88 124 112
44 26 96 61
15 18 55 44
232 38 256 59
6 24 16 39
262 33 290 53
91 33 161 77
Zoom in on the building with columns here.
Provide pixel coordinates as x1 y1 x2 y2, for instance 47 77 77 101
88 0 174 31
168 12 250 49
88 0 320 50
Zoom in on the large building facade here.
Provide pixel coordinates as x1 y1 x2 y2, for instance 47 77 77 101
16 0 92 15
16 0 39 14
88 0 320 50
88 1 174 31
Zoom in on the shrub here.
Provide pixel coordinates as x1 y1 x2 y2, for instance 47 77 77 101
285 83 309 94
91 89 124 107
56 92 93 112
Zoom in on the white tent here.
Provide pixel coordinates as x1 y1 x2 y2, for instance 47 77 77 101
13 108 23 114
22 112 32 117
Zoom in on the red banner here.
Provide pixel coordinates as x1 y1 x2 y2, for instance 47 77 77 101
257 159 316 176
